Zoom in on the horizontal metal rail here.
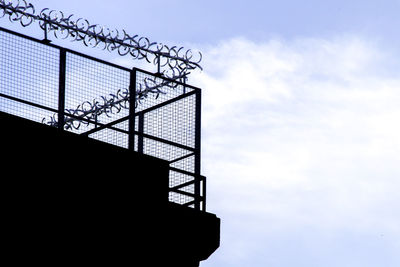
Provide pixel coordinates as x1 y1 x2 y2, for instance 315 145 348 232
0 26 132 72
0 92 58 113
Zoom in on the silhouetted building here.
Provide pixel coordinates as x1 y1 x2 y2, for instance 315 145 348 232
0 8 220 265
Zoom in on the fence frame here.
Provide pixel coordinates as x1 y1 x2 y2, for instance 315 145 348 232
0 26 206 211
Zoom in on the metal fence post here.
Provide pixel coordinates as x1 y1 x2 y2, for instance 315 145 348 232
138 113 144 154
128 68 137 151
58 48 66 130
202 176 207 211
194 89 202 210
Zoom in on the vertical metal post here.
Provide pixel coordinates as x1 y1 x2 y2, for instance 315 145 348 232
183 76 187 94
202 176 207 211
94 112 98 129
58 48 66 130
138 113 144 154
157 54 161 74
128 68 137 151
43 22 49 42
194 89 202 210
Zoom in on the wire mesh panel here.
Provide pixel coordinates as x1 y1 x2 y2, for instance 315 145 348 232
142 94 196 149
64 52 131 148
0 28 59 122
134 70 203 208
135 70 195 112
169 170 196 206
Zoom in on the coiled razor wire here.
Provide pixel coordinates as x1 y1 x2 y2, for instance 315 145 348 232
42 77 178 130
0 0 203 79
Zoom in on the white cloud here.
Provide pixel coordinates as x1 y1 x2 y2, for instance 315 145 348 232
192 36 400 267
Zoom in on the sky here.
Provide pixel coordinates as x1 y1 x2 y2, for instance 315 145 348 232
2 1 400 266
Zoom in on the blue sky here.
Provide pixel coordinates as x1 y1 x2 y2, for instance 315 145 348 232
2 1 400 267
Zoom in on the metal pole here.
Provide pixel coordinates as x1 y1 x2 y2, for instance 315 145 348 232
58 48 66 130
194 89 202 210
157 54 161 74
44 22 48 41
128 68 137 151
138 113 144 154
202 176 207 211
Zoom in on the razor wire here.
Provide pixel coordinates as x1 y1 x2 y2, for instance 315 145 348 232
0 0 202 80
42 75 181 130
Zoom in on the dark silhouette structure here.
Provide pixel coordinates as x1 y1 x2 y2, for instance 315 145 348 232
0 2 220 266
2 112 219 266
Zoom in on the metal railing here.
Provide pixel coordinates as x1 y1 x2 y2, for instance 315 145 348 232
0 26 206 210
